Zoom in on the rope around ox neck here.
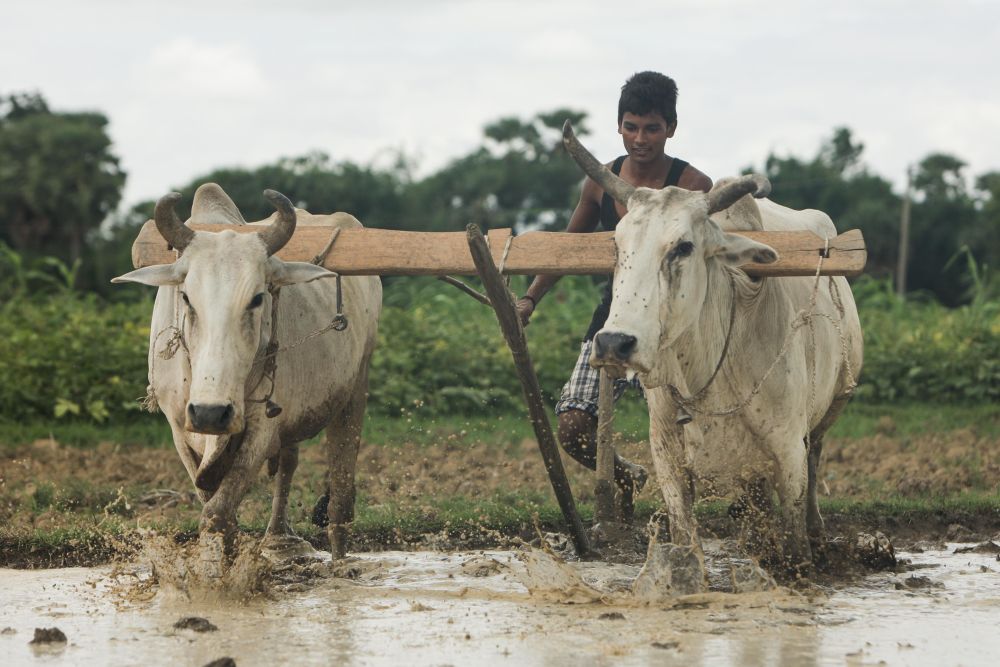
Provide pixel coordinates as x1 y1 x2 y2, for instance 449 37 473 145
666 236 858 421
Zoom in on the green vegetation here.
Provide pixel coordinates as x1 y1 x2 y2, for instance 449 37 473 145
1 267 997 424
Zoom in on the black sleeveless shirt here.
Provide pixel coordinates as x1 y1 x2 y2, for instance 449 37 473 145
584 155 689 340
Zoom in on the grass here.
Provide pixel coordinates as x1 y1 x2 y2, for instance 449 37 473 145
826 402 1000 439
5 399 993 451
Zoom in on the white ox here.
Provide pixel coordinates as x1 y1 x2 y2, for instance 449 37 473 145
114 184 381 570
563 123 862 579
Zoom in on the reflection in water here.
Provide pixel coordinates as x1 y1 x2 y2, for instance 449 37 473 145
1 545 998 666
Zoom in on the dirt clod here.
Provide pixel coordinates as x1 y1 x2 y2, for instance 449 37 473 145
652 641 680 650
598 612 626 620
954 541 1000 554
203 659 236 667
29 627 67 644
855 532 896 569
173 617 218 632
894 575 942 590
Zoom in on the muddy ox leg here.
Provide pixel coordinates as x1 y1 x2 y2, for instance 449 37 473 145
806 392 851 541
266 443 299 537
326 369 369 559
199 457 257 578
261 442 322 560
633 389 706 598
805 435 825 541
645 391 702 550
774 454 812 571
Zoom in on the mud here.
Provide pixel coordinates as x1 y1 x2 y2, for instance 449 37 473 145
2 542 999 666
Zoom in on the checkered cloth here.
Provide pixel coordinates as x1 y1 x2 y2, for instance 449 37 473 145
554 339 644 417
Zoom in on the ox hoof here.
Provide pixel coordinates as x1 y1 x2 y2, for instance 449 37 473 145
198 532 229 580
730 560 777 593
632 542 706 600
261 534 326 563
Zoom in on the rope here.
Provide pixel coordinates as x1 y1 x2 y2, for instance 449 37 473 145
498 234 514 276
667 236 857 421
311 227 341 266
147 228 351 417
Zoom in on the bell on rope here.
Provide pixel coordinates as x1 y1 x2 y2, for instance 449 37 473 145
265 400 283 418
676 407 693 425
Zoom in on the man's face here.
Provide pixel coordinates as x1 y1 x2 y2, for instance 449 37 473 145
618 111 676 163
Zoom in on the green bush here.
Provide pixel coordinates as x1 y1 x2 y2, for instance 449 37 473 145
0 293 150 421
852 276 1000 402
0 270 996 424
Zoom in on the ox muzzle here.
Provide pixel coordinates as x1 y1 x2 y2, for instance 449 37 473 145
187 401 238 435
593 331 638 364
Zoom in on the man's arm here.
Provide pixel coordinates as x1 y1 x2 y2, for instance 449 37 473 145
515 177 603 326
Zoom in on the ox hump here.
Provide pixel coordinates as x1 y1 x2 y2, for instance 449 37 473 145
190 183 247 226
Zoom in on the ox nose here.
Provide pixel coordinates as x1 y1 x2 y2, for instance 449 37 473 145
594 332 637 362
187 402 235 434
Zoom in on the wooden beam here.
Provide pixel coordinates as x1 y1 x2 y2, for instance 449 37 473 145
466 224 591 557
131 221 866 277
593 368 618 526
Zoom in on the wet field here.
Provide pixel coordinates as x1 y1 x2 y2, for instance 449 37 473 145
3 541 999 666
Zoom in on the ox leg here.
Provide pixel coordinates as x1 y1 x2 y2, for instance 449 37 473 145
634 390 706 597
261 443 321 561
266 443 298 537
198 457 257 578
806 435 825 541
806 393 851 543
731 478 778 560
326 370 369 559
774 469 812 573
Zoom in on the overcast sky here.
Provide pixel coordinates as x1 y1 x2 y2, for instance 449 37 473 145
3 0 998 210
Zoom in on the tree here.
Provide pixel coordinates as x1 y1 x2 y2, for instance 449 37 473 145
972 171 1000 269
755 127 900 279
0 92 126 263
908 153 978 304
402 109 591 233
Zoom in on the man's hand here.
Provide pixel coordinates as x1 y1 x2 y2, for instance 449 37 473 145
515 296 536 327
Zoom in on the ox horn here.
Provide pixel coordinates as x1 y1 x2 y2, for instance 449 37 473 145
706 174 771 215
562 120 636 206
154 192 195 251
258 189 297 256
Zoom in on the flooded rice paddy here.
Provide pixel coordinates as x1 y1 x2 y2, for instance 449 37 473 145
2 541 998 666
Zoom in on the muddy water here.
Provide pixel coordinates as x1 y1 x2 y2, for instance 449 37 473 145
2 544 998 666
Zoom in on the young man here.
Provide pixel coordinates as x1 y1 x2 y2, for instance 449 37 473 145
515 71 712 518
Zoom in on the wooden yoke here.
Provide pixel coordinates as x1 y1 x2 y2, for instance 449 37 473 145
131 221 867 278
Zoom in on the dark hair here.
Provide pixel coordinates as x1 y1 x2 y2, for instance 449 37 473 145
618 71 678 124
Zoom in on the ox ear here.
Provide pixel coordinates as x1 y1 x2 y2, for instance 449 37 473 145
267 258 338 287
710 231 779 267
111 262 186 287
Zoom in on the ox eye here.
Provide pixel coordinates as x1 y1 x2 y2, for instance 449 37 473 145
248 293 265 310
669 241 695 260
